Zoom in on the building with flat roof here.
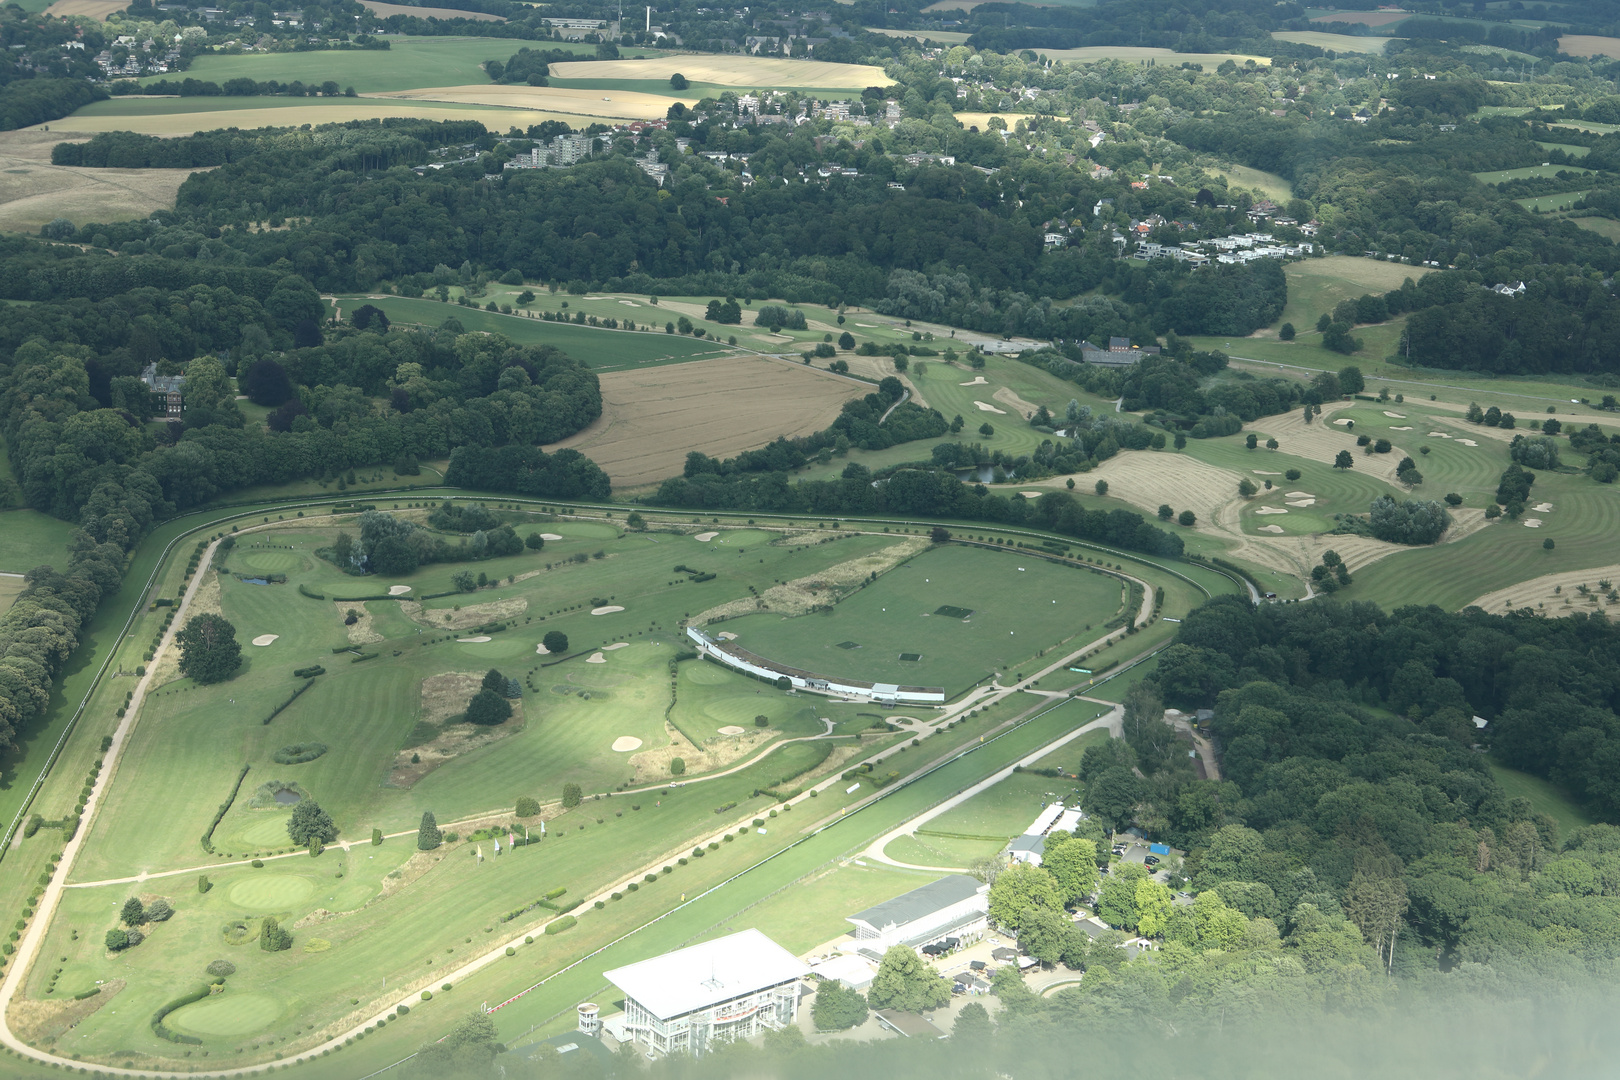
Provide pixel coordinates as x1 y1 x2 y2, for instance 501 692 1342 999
685 627 944 704
846 874 988 954
601 929 808 1058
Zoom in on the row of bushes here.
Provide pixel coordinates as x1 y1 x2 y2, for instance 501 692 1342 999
272 742 327 765
262 679 315 725
151 981 220 1044
199 764 252 854
292 664 325 678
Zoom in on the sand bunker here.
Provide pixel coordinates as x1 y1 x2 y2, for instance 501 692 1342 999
592 605 625 615
1021 490 1044 497
1286 491 1315 498
1252 470 1281 475
717 631 738 640
251 634 279 646
536 643 553 654
1255 506 1289 515
718 725 746 735
388 585 412 596
1391 426 1413 431
1258 524 1286 533
694 532 719 542
611 736 643 752
603 642 629 651
587 652 606 663
1457 439 1478 447
1428 431 1451 438
1534 502 1554 513
457 635 492 643
1384 411 1406 418
540 533 563 541
973 401 1006 414
1524 519 1543 528
959 376 989 386
1333 418 1354 426
1287 499 1316 507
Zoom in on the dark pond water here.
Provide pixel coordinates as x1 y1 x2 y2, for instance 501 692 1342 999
272 788 302 805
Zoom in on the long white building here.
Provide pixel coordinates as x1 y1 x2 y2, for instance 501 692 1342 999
685 627 945 704
601 930 808 1058
846 874 989 954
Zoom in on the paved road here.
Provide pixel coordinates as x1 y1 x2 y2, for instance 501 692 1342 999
862 705 1122 871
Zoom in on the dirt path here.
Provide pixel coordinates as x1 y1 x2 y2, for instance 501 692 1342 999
0 533 226 1073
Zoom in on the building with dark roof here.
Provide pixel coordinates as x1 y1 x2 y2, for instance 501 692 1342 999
846 874 988 955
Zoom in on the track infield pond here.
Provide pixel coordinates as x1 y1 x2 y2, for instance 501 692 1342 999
715 544 1126 698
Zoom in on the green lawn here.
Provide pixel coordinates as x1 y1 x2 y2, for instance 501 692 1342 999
728 861 944 953
718 543 1126 697
1535 141 1591 158
1210 162 1293 203
333 295 735 371
0 507 77 574
138 38 607 94
1488 762 1593 841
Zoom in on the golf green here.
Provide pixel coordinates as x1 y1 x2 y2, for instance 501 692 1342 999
168 992 284 1037
229 814 295 848
227 875 317 911
552 522 619 539
456 638 529 658
701 529 774 547
242 550 304 572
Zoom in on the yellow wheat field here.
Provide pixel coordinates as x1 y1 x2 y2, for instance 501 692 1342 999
360 0 504 19
548 56 892 88
1557 35 1620 58
40 100 630 136
373 83 685 121
41 0 129 19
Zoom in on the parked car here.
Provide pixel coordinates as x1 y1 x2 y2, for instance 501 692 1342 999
1145 855 1160 867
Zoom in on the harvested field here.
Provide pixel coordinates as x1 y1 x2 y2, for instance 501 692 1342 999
1467 564 1620 614
692 536 928 625
398 595 527 630
43 97 623 136
361 0 504 18
1270 30 1389 53
373 83 684 121
1309 10 1412 27
41 0 126 17
548 56 891 88
865 26 972 43
1558 35 1620 58
546 354 864 488
0 130 201 233
1044 46 1271 66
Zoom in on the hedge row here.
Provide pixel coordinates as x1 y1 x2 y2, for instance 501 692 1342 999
200 764 252 853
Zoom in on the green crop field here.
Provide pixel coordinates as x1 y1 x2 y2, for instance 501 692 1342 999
332 295 737 370
1474 164 1592 184
719 544 1127 696
1517 191 1588 211
1211 163 1293 204
137 37 605 94
1536 141 1591 157
1569 216 1620 241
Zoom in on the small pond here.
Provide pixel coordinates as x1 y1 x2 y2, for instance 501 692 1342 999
241 578 270 585
272 787 302 805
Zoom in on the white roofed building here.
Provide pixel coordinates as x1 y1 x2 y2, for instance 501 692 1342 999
846 874 989 955
601 930 808 1058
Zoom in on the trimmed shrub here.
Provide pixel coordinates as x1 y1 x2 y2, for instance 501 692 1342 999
545 916 576 934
